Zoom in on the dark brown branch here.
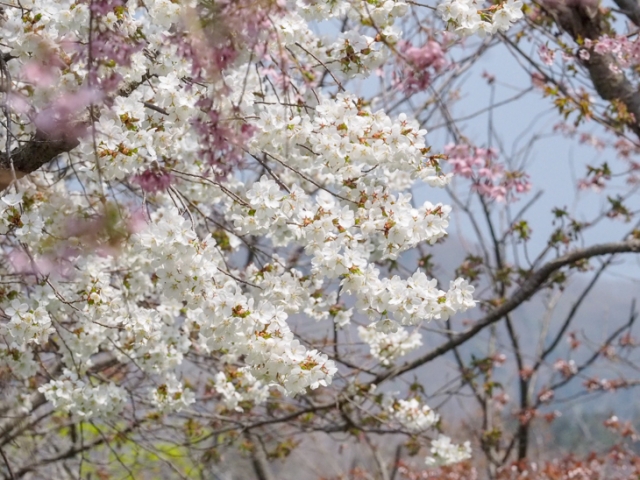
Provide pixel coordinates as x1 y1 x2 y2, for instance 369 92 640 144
0 73 154 192
0 132 79 189
246 433 275 480
0 445 15 480
374 240 640 384
390 444 403 480
613 0 640 26
547 1 640 138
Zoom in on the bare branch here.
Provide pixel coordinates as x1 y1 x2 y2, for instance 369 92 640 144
375 239 640 383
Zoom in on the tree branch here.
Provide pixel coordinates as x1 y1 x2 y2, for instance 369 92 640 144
0 132 79 189
613 0 640 27
547 0 640 138
0 73 154 192
245 433 275 480
12 422 139 479
374 239 640 383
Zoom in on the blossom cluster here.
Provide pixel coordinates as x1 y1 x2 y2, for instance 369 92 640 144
388 398 440 432
445 144 531 202
0 0 479 470
214 369 270 413
582 35 640 72
437 0 523 37
395 39 448 94
358 324 422 365
426 435 473 466
39 369 128 418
